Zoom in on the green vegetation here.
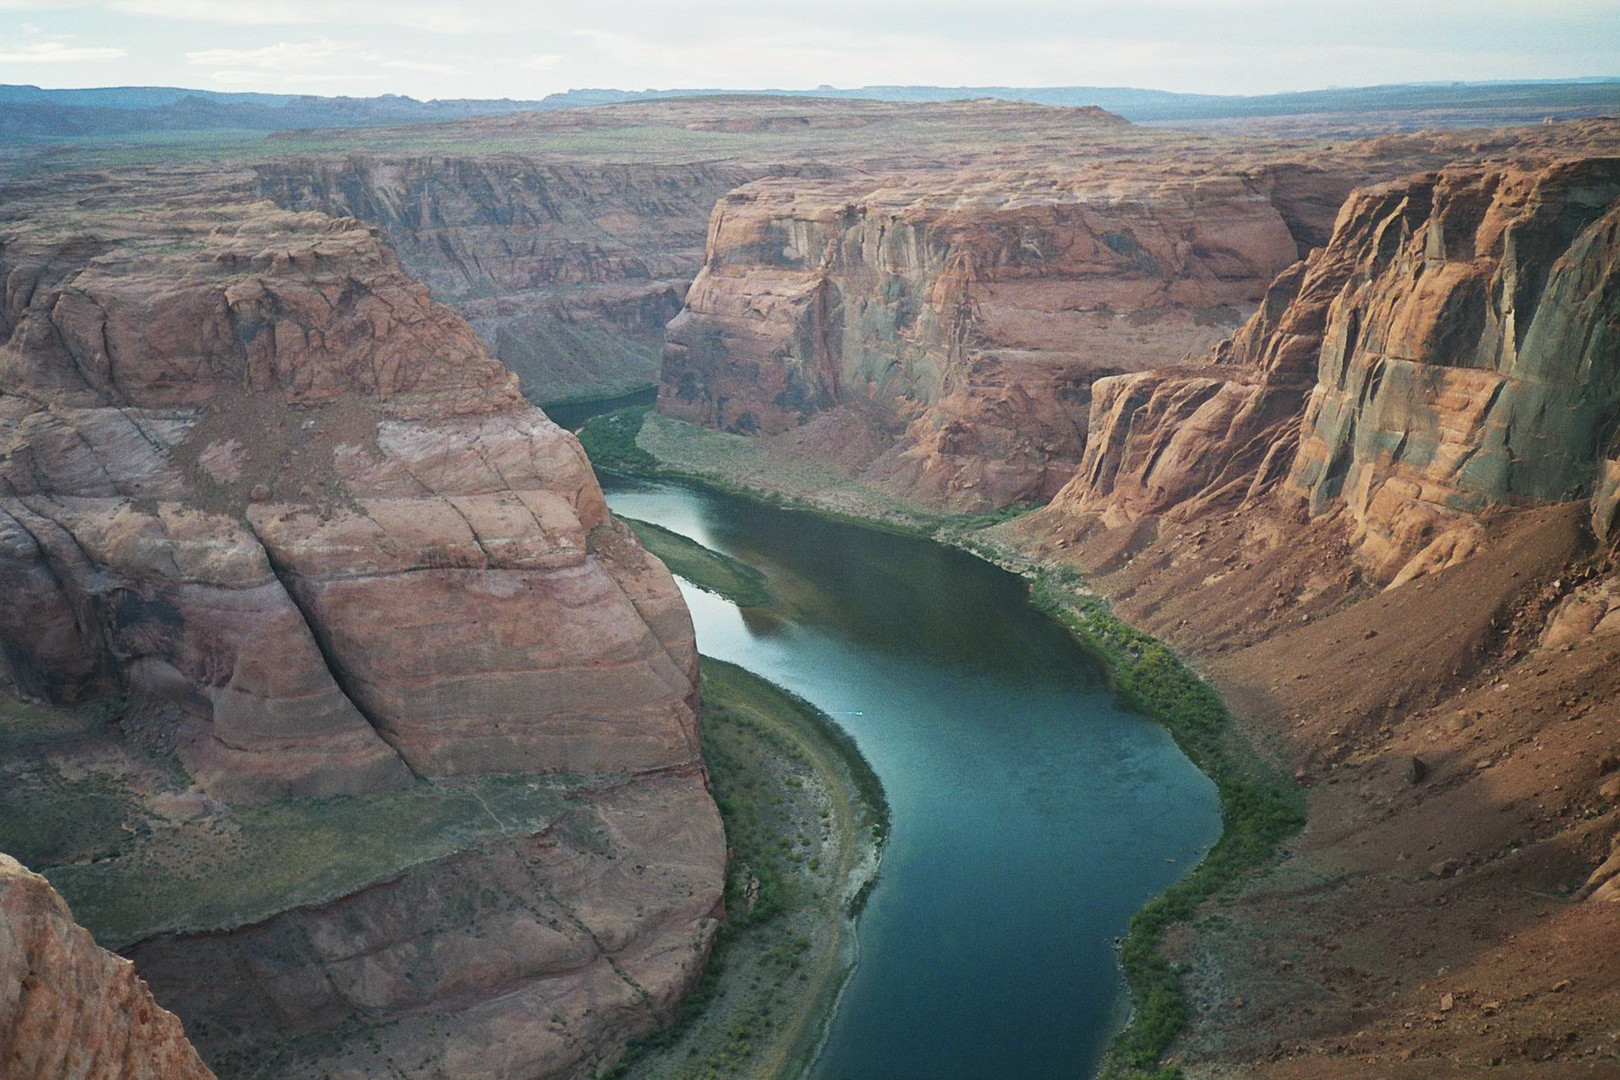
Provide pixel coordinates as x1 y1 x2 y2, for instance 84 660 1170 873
578 404 661 472
620 517 775 608
594 405 1300 1078
29 773 584 949
1027 572 1305 1080
498 317 663 406
0 694 109 750
586 407 1026 543
604 658 886 1080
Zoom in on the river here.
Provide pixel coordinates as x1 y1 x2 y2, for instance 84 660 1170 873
604 477 1222 1080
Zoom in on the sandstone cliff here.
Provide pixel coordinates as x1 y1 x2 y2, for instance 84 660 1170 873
0 853 215 1080
655 117 1620 514
1005 147 1620 1078
0 172 723 1079
660 167 1306 509
1052 156 1620 585
256 155 767 404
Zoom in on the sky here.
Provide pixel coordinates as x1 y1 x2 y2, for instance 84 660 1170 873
0 0 1616 100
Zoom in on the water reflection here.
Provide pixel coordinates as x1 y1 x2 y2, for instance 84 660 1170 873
607 478 1221 1080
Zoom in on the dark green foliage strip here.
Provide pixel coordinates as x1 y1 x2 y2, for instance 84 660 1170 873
599 659 888 1080
1029 574 1305 1080
582 403 1299 1077
577 404 661 472
619 517 776 609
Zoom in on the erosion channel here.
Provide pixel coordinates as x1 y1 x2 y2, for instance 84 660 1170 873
604 478 1223 1079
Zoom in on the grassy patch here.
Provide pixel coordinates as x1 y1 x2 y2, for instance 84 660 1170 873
603 658 886 1080
496 316 663 406
578 404 661 473
37 774 586 949
0 759 137 870
1027 571 1305 1079
0 694 109 750
620 517 775 608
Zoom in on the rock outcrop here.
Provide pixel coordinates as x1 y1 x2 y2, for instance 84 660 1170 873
129 769 723 1080
1051 156 1620 585
257 156 765 403
0 175 723 1079
0 194 701 799
660 167 1306 509
1284 159 1620 582
1004 143 1620 1079
0 852 215 1080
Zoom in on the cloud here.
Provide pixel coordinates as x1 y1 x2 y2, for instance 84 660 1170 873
185 38 460 86
110 0 492 33
208 69 386 85
186 39 378 71
0 40 124 61
0 0 1612 97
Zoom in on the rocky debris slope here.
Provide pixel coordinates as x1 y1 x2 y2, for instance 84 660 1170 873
0 852 215 1080
0 175 723 1079
1005 144 1620 1078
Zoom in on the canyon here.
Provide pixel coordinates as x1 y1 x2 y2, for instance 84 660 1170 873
1 94 1618 1080
1003 151 1620 1077
0 167 721 1079
637 110 1620 1077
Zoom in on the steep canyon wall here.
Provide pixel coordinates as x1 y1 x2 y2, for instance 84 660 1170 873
660 167 1319 508
256 155 799 404
0 175 723 1079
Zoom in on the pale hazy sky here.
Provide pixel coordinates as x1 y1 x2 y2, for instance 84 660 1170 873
1 0 1616 99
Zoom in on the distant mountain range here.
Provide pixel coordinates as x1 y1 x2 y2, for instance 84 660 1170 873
1 78 1616 143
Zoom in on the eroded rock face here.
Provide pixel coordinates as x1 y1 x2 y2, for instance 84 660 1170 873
0 852 215 1080
256 156 787 403
0 187 722 1079
1047 157 1620 585
129 769 724 1080
0 199 700 801
1284 160 1620 582
661 167 1306 509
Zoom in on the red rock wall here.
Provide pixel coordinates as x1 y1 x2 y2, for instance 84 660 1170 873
660 168 1307 509
1048 158 1620 584
0 201 701 801
0 192 723 1078
0 853 215 1080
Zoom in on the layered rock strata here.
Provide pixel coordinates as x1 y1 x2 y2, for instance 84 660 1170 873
257 157 766 403
0 185 722 1078
660 168 1308 509
129 770 723 1080
0 853 215 1080
1007 148 1620 1078
1052 157 1620 585
0 198 700 798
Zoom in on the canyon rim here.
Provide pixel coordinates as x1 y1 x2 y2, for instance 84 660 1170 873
1 49 1619 1080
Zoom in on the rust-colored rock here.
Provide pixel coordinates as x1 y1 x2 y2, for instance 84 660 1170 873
1004 137 1620 1080
661 167 1304 509
0 193 700 801
0 853 215 1080
129 769 724 1080
1284 159 1620 583
1046 154 1620 586
0 178 721 1080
